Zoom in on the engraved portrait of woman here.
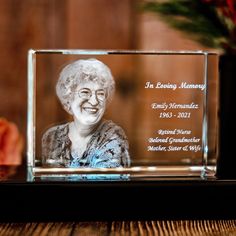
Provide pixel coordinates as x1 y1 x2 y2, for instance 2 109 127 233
42 58 130 168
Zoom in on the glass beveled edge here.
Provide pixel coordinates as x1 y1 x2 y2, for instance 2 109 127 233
202 53 209 169
27 49 36 171
32 165 216 178
28 48 219 55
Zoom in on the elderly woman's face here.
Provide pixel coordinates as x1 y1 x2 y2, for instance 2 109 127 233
70 80 107 126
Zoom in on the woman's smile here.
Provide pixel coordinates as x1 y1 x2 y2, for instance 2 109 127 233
82 106 99 114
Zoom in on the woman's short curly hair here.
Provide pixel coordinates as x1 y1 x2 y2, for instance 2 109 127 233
56 58 115 114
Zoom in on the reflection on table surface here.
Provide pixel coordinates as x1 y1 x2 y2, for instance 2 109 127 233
0 220 236 236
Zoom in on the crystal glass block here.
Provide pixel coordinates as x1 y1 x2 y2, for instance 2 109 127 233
27 50 219 181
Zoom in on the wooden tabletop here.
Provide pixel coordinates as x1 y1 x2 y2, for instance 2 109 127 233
1 220 236 235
